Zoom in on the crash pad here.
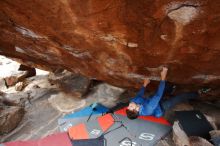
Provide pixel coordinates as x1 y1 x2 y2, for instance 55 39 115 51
2 132 72 146
175 110 214 140
58 103 109 132
68 107 171 146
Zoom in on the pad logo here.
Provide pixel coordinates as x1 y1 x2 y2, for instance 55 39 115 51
139 133 155 141
196 114 202 119
120 140 137 146
63 123 73 131
90 129 101 135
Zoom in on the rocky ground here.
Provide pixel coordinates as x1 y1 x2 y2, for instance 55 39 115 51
0 56 219 145
0 56 126 143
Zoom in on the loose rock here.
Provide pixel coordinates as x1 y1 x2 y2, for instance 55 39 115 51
4 76 19 87
209 130 220 146
18 64 36 78
172 121 190 146
0 106 25 135
189 136 213 146
15 81 26 91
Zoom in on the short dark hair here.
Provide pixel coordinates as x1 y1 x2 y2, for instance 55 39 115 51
126 109 139 120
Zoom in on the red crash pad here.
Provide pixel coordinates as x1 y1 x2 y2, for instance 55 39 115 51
3 132 72 146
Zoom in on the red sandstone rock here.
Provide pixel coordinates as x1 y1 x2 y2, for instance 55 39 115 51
4 76 19 87
0 0 220 89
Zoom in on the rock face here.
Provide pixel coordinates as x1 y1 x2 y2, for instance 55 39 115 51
0 0 220 89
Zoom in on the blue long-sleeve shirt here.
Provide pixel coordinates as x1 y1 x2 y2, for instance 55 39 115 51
130 81 165 117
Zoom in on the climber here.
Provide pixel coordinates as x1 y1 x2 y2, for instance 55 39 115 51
126 67 199 119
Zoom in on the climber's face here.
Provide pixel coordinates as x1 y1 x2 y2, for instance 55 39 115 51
127 102 140 112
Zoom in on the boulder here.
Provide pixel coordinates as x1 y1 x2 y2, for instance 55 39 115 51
49 70 91 97
18 64 36 78
0 106 25 134
189 136 213 146
205 115 218 130
172 121 190 146
0 0 220 92
209 130 220 146
48 82 125 112
4 76 19 87
156 140 170 146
